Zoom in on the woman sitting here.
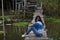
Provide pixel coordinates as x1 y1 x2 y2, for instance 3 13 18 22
22 16 44 37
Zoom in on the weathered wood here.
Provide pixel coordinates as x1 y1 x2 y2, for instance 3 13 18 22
25 31 48 40
25 1 48 39
25 6 48 40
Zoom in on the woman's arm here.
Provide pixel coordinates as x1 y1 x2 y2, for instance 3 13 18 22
28 23 33 26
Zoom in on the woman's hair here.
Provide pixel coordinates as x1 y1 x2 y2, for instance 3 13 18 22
35 16 44 25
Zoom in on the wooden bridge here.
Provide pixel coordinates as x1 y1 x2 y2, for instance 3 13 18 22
25 6 48 40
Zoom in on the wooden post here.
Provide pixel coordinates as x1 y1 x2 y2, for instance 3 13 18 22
15 0 17 18
41 2 42 8
18 3 20 10
2 0 5 40
13 0 14 10
15 0 17 11
23 0 27 18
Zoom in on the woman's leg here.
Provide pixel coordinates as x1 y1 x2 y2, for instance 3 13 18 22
32 27 43 37
26 26 33 35
26 25 39 35
26 24 43 37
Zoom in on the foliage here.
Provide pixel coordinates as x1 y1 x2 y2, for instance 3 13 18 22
0 31 4 34
13 22 29 27
45 16 60 23
0 15 14 19
45 16 60 38
37 0 59 16
0 0 60 40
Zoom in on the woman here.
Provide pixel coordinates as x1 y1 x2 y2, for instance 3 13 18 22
22 16 44 37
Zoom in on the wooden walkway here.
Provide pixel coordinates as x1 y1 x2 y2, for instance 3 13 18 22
25 7 48 40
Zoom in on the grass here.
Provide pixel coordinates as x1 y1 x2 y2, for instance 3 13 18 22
0 20 2 23
13 22 29 27
0 15 14 19
0 31 4 34
45 16 60 23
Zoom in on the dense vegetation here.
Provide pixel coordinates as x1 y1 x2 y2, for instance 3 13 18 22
0 0 59 16
0 0 60 40
37 0 59 16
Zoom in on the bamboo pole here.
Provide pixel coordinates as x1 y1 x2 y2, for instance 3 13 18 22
24 0 27 18
2 0 5 40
